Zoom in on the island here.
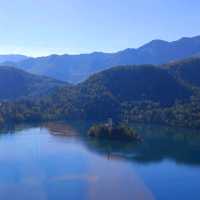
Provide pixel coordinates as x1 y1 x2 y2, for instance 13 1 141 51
88 119 142 142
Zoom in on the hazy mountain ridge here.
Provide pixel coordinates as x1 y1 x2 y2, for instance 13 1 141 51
0 54 28 63
4 35 200 83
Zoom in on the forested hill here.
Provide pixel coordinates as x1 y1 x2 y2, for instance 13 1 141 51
1 57 200 128
79 65 192 106
166 57 200 88
4 35 200 83
0 66 66 100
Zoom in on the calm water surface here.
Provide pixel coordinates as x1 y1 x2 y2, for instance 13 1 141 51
0 122 200 200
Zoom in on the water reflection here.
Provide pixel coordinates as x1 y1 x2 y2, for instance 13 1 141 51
0 122 200 200
44 122 200 166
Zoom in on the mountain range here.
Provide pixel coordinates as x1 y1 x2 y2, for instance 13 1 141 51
1 57 200 128
47 57 199 120
0 54 28 63
1 35 200 83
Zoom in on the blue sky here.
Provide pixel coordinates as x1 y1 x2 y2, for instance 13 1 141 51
0 0 200 56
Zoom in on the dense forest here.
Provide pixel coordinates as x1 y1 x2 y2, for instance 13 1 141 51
0 57 200 128
0 66 66 100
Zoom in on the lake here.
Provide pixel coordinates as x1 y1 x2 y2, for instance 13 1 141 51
0 121 200 200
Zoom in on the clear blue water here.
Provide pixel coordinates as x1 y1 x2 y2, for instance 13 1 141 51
0 122 200 200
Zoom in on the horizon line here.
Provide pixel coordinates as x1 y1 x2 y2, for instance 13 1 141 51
0 34 199 58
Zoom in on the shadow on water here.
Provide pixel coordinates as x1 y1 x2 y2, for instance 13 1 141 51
0 122 40 134
1 121 200 166
42 121 200 166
